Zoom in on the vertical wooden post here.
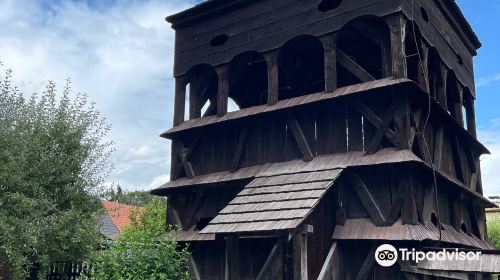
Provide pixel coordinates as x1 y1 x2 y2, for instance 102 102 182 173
225 236 239 280
321 35 337 92
464 95 477 137
386 14 406 79
265 51 279 105
394 93 411 149
173 76 186 126
189 81 201 120
216 65 229 116
293 225 312 280
439 65 448 107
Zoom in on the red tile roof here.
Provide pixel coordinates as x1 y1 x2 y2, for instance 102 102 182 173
100 200 144 232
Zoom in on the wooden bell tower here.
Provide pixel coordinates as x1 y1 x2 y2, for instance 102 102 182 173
153 0 499 278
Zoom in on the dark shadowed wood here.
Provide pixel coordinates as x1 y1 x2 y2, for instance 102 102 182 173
179 148 195 178
351 99 400 148
384 181 407 226
433 125 445 168
225 237 239 280
202 98 217 117
255 240 283 280
450 135 465 182
386 14 406 78
286 111 314 162
366 96 400 154
355 245 377 280
293 231 308 280
401 176 419 225
231 127 250 171
337 50 375 82
265 51 279 105
217 66 229 116
321 35 338 92
174 76 186 126
347 174 386 226
316 242 341 280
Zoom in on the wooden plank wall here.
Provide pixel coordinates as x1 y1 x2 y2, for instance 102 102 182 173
181 93 394 178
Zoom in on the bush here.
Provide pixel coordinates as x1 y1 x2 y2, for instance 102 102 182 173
488 217 500 249
91 198 190 280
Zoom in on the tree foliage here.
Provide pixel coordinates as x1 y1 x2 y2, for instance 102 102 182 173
0 69 113 278
488 217 500 249
101 184 158 207
91 198 190 280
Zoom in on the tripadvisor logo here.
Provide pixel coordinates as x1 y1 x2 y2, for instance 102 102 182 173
374 244 482 267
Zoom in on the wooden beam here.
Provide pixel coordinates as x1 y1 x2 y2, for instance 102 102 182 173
321 35 337 92
470 159 480 192
384 182 407 226
225 237 239 280
386 14 406 78
394 94 411 149
347 174 386 226
179 148 195 179
355 246 377 280
464 96 477 137
202 98 217 117
173 76 186 126
412 109 432 163
422 184 436 227
286 111 314 162
450 135 465 182
171 208 201 280
256 240 283 280
433 125 445 168
265 51 279 105
401 176 419 225
216 65 229 117
184 189 206 228
316 242 341 280
293 231 308 280
231 127 250 172
337 50 375 82
366 96 400 154
351 99 400 148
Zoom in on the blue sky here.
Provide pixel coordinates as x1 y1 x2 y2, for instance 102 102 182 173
0 0 499 195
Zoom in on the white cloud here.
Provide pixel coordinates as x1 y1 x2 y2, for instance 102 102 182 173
478 125 500 196
0 0 193 191
147 174 170 190
476 73 500 87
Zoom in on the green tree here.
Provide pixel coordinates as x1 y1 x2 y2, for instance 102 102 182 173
488 218 500 249
0 68 113 278
91 198 190 279
101 183 158 206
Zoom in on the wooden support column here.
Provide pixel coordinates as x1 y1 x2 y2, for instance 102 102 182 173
455 85 465 126
173 76 186 126
394 94 411 149
464 96 477 137
216 65 229 116
422 183 436 226
450 135 465 182
401 175 419 225
231 127 250 172
438 65 448 107
386 14 406 78
265 51 279 105
293 225 312 280
321 35 337 92
433 125 445 168
366 95 401 154
225 236 239 280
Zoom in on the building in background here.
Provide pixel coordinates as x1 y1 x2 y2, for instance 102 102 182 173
99 200 143 240
487 195 500 220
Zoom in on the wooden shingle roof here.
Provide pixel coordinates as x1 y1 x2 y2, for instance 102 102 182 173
201 169 342 234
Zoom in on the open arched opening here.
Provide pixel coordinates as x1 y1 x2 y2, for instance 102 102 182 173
427 48 443 101
278 35 325 100
446 70 461 120
336 16 391 87
228 51 268 109
184 64 218 119
405 21 425 86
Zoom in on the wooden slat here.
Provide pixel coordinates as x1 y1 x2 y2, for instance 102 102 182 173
173 76 186 126
293 231 308 280
231 127 250 172
450 135 465 182
347 174 386 226
384 182 407 226
433 125 445 168
386 14 406 78
286 111 314 162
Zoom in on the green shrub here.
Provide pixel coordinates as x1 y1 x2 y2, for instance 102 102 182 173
488 218 500 249
91 198 190 280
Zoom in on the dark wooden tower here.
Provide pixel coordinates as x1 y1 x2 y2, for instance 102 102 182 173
152 0 498 278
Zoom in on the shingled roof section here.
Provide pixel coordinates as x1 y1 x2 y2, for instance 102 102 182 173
201 169 343 234
100 200 143 232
